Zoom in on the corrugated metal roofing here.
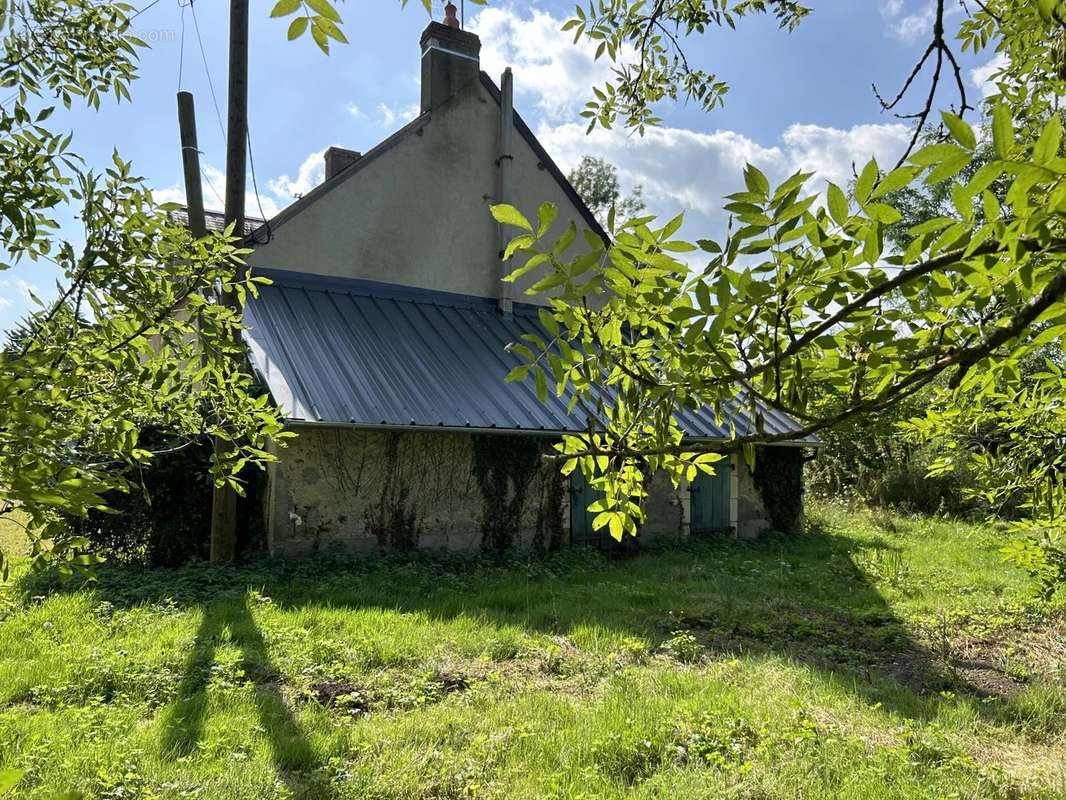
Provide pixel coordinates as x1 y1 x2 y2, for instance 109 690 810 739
243 269 818 444
168 208 265 237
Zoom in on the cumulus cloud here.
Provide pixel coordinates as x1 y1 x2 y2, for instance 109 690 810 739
971 52 1008 98
537 119 911 238
470 5 628 121
267 149 325 203
152 162 285 219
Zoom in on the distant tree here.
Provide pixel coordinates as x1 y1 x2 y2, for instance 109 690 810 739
567 156 645 225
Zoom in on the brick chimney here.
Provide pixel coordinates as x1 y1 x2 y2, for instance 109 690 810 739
419 7 480 113
324 146 361 180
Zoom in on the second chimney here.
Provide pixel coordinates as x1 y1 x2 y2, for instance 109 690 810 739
324 146 361 180
419 12 481 113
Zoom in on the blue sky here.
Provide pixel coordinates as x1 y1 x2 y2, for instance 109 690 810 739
0 0 1001 330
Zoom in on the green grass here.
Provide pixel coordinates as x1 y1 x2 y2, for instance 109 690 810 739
0 502 1064 799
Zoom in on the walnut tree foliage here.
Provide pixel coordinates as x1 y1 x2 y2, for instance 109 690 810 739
492 0 1066 547
0 0 290 577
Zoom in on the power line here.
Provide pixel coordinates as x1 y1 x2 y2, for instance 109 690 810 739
176 0 187 91
129 0 165 21
189 0 225 141
246 129 273 242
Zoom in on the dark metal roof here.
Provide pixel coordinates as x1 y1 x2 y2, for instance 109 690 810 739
243 269 818 445
169 208 265 237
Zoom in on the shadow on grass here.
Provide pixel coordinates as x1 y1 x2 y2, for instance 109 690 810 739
21 522 1030 747
157 596 325 792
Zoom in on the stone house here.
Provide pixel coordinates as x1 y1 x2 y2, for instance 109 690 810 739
237 9 817 556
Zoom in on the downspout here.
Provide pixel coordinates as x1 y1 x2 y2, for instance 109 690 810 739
496 67 514 317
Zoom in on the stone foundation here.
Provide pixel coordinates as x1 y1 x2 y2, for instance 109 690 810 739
263 427 792 555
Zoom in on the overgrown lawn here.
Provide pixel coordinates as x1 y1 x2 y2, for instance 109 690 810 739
1 503 1064 798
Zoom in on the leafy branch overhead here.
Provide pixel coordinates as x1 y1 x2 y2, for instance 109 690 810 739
564 0 810 133
0 0 293 578
269 0 488 54
493 93 1066 537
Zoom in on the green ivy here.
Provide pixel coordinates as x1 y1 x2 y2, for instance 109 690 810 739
472 435 542 553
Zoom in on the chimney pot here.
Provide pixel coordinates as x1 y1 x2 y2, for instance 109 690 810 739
443 1 460 29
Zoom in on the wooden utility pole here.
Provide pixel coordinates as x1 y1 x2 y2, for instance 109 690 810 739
210 0 249 562
176 91 207 238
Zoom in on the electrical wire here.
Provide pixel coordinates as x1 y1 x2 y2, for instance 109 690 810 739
129 0 165 21
246 130 273 243
189 0 225 141
176 1 187 91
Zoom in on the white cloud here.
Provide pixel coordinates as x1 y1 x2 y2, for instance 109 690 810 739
376 102 420 128
470 5 629 121
879 0 961 43
346 103 364 118
537 119 910 239
267 149 325 202
152 161 282 217
971 53 1008 98
780 123 912 186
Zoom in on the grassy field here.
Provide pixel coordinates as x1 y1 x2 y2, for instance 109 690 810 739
0 503 1064 799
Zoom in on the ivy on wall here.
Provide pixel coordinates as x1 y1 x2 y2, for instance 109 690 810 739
534 464 567 552
472 434 542 553
752 446 805 534
363 432 421 550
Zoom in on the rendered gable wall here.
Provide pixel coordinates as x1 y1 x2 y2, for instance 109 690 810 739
246 78 595 302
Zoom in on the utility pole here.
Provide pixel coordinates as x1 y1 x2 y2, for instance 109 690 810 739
176 91 207 239
210 0 249 562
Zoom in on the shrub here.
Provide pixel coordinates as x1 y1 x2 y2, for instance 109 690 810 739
64 431 265 567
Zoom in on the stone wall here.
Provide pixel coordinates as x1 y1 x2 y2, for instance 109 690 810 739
734 454 771 539
265 427 568 555
264 428 793 555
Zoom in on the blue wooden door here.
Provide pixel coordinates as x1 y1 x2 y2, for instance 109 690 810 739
690 461 731 533
569 469 601 545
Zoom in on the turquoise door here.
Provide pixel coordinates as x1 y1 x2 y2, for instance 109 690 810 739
569 469 601 545
690 461 732 533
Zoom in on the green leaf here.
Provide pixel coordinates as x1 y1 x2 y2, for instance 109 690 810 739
854 159 878 205
538 307 560 337
826 183 849 225
1033 114 1062 164
287 15 308 39
503 234 536 261
865 203 902 225
743 163 770 198
941 111 976 151
534 367 548 402
992 104 1013 160
871 165 920 199
270 0 301 17
536 202 558 237
306 0 341 21
490 204 533 232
